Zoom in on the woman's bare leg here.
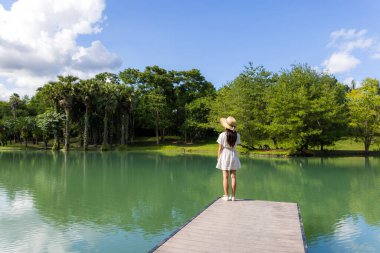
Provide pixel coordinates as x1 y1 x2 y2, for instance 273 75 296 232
222 170 229 196
230 170 237 197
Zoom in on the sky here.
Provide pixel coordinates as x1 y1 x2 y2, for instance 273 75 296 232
0 0 380 100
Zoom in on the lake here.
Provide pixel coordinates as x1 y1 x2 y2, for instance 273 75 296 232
0 152 379 252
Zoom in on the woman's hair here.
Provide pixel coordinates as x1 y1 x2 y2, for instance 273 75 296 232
226 129 237 147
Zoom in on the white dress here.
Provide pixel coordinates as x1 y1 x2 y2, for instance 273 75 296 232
216 132 241 170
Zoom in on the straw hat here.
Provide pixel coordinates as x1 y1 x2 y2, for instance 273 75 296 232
220 116 237 131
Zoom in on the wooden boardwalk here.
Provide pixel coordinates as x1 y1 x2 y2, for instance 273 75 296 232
150 198 307 253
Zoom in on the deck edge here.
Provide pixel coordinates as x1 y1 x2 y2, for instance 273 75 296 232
148 197 221 253
297 203 308 253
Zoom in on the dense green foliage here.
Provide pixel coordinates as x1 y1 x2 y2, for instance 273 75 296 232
0 66 215 150
346 78 380 153
0 64 379 153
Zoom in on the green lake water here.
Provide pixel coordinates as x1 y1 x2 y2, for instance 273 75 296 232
0 152 380 252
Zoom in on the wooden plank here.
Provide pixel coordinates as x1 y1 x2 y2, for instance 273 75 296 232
149 198 308 253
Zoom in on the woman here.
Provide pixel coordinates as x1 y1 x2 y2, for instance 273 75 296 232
216 116 241 201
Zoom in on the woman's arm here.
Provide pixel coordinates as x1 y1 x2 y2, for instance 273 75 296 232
218 144 223 160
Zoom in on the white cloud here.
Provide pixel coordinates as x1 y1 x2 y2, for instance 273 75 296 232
322 28 376 74
322 52 360 74
69 41 122 75
341 38 373 52
327 29 368 48
0 0 122 99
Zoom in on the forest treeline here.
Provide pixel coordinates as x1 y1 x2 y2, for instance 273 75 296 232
0 64 379 153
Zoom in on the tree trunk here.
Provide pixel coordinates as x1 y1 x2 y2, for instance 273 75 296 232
44 138 48 150
110 115 114 147
155 123 159 145
272 137 278 149
110 116 113 147
125 113 129 145
93 128 98 148
78 133 83 148
83 105 89 151
161 128 165 142
320 144 324 151
130 112 135 144
155 110 159 145
52 132 60 150
64 107 70 151
132 115 135 143
102 110 109 150
364 137 371 154
121 114 125 145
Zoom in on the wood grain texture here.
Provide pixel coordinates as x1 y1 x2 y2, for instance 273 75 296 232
151 198 307 253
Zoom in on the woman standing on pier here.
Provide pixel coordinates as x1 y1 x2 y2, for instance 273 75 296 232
216 116 241 201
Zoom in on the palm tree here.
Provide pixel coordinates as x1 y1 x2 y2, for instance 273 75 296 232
99 82 118 150
9 93 21 143
78 79 99 150
116 85 133 145
9 93 20 119
57 75 79 151
36 81 63 150
95 73 121 150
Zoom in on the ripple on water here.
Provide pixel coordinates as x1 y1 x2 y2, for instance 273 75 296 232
334 215 361 243
309 214 380 253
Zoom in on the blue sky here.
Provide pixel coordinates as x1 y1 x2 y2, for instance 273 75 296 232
93 0 380 86
0 0 380 99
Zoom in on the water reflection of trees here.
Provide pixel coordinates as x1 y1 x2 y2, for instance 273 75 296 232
0 152 220 236
238 156 380 242
0 153 379 244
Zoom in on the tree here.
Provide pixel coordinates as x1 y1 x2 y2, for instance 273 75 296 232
138 89 168 144
139 66 174 140
56 75 79 151
97 81 119 150
174 69 216 138
119 68 142 143
184 96 214 142
305 76 348 150
78 79 99 150
0 120 9 146
210 64 275 149
35 81 64 149
9 93 21 120
116 85 133 145
17 116 35 148
266 64 348 151
36 110 65 150
0 101 11 119
346 78 380 153
9 93 21 142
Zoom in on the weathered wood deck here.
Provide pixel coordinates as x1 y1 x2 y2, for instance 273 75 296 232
150 198 307 253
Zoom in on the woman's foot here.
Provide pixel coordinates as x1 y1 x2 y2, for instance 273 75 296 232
222 195 230 201
230 196 235 201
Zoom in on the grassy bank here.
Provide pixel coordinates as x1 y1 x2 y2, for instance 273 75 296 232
1 136 379 157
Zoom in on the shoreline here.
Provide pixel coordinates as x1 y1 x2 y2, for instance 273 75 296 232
1 144 379 158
